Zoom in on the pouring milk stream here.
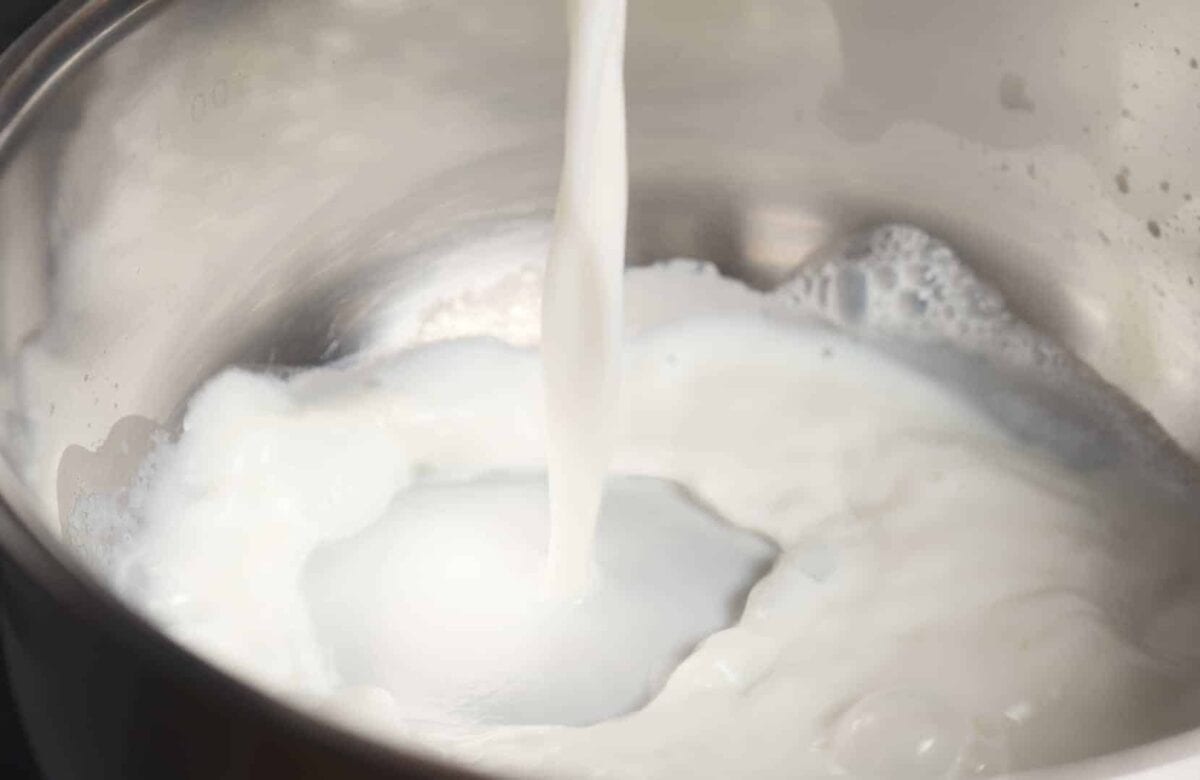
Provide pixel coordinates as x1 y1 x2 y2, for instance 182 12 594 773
541 0 629 597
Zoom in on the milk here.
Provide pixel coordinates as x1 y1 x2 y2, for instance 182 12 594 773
541 0 628 596
67 228 1200 777
55 0 1200 774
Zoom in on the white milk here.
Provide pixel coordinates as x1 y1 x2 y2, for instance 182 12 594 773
67 226 1200 778
53 0 1200 775
541 0 628 596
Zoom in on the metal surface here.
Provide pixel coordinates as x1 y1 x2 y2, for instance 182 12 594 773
4 0 1200 777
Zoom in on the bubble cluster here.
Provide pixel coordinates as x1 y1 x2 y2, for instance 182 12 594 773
772 225 1043 364
770 224 1195 486
829 688 1012 779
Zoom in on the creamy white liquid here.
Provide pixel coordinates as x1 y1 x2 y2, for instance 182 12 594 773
67 226 1200 778
49 4 1200 778
542 0 628 595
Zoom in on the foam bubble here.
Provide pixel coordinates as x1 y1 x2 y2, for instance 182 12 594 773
829 688 971 780
769 224 1197 487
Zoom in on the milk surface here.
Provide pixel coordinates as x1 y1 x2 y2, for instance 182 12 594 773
67 226 1200 778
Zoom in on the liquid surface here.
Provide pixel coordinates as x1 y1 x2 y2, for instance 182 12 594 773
68 226 1200 778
